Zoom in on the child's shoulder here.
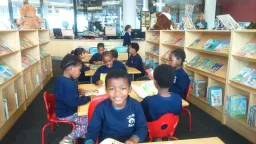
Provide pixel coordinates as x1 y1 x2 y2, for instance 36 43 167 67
177 68 189 77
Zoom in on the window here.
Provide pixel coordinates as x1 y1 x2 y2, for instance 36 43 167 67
12 0 24 19
0 0 10 29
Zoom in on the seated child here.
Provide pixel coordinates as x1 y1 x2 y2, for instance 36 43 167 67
92 51 127 85
126 43 145 80
110 49 127 71
89 43 105 64
168 49 190 100
54 54 93 144
141 64 182 122
85 69 148 144
72 48 90 82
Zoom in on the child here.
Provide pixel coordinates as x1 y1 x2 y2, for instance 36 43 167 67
92 51 127 85
169 49 190 100
123 25 132 47
141 64 182 122
126 43 145 80
72 48 90 82
54 54 93 144
85 69 148 144
89 43 105 64
110 49 127 71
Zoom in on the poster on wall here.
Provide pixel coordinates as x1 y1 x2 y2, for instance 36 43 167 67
141 11 151 32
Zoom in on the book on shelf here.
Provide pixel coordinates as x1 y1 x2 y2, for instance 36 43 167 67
201 39 222 51
207 86 223 106
20 37 34 49
189 75 194 90
152 62 159 69
235 43 256 57
3 99 9 120
245 43 256 58
213 40 230 53
208 63 224 73
187 56 200 66
0 39 13 55
201 61 217 71
193 80 207 97
189 39 200 48
39 36 48 44
173 38 184 46
162 51 170 60
164 36 177 44
0 62 16 84
226 94 247 118
232 67 254 83
248 105 256 130
132 81 158 99
40 49 48 59
191 57 205 68
15 90 19 109
242 71 256 88
22 54 38 69
197 59 211 70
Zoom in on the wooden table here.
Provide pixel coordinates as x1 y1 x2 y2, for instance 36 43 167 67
78 81 189 116
102 137 224 144
85 66 141 82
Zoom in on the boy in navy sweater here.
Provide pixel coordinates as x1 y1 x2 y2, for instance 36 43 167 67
141 64 182 122
126 43 145 80
85 70 148 144
92 51 127 85
169 49 190 100
123 25 132 47
89 43 105 64
110 49 127 71
54 54 93 144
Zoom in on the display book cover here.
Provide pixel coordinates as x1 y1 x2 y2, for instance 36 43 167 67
201 39 222 51
3 98 9 120
20 37 34 49
242 70 256 88
235 43 256 57
132 80 158 99
226 94 247 118
213 40 230 53
189 39 200 48
232 67 255 83
193 80 207 97
0 39 13 55
0 62 16 84
207 86 222 106
248 105 256 130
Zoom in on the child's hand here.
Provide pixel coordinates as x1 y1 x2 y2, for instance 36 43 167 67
125 136 139 144
78 89 85 95
85 63 90 67
96 80 103 86
125 139 137 144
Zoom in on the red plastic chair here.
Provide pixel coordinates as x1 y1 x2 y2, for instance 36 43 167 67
181 86 192 131
88 94 108 123
42 92 76 144
147 113 179 141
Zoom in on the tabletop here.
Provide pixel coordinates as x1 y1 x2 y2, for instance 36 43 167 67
77 81 189 116
85 66 141 76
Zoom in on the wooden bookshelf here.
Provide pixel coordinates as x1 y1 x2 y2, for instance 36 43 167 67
145 30 160 69
0 30 53 140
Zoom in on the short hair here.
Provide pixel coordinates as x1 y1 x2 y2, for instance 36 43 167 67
60 54 82 70
198 12 204 18
110 49 118 58
125 25 131 31
129 43 139 52
105 69 131 88
153 64 175 88
171 49 186 64
97 43 105 49
102 51 113 59
71 48 86 57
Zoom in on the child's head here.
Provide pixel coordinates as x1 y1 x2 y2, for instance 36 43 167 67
102 51 114 68
105 69 131 108
125 25 132 33
61 54 82 79
153 64 175 89
169 49 186 68
72 48 86 60
128 43 139 55
198 12 204 21
97 43 105 55
110 49 118 60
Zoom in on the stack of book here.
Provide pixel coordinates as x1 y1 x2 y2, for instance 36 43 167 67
22 54 38 69
193 80 207 97
207 86 223 106
39 36 48 44
232 67 256 88
20 38 34 49
226 94 247 118
40 49 48 59
248 105 256 130
189 39 230 54
187 56 224 73
164 37 184 47
0 39 13 55
235 43 256 58
0 62 16 84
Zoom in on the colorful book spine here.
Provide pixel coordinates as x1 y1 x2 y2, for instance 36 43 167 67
3 99 9 120
36 73 40 86
193 80 207 97
248 105 256 130
15 90 19 109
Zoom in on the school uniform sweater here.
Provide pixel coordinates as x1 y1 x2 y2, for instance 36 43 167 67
92 64 127 84
126 54 145 77
78 63 90 82
169 68 190 100
123 32 131 46
141 93 182 122
54 76 91 118
113 60 127 71
85 96 148 143
89 53 102 64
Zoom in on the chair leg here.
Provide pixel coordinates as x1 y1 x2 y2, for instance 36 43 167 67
42 123 52 144
184 108 192 131
51 122 55 132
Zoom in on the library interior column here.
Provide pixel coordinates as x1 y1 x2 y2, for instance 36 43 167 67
123 0 136 28
204 0 217 29
143 0 149 11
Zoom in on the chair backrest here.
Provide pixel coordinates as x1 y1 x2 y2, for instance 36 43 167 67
43 92 57 121
147 113 179 139
88 94 108 123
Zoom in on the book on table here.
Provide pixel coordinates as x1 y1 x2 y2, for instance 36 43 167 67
132 81 158 99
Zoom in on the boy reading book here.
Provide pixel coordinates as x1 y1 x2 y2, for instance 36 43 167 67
169 49 190 100
89 43 105 64
110 49 127 71
141 64 182 122
85 70 148 144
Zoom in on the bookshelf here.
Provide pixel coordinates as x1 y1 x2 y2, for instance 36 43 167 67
0 30 53 140
145 30 160 68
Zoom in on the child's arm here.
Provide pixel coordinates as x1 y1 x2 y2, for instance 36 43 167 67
84 106 102 143
170 76 190 99
92 68 103 85
126 57 141 68
89 54 97 64
81 64 90 73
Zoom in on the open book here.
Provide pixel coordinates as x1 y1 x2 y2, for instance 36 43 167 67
100 138 174 144
132 81 158 99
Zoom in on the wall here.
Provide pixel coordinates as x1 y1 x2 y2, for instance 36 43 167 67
217 0 256 22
